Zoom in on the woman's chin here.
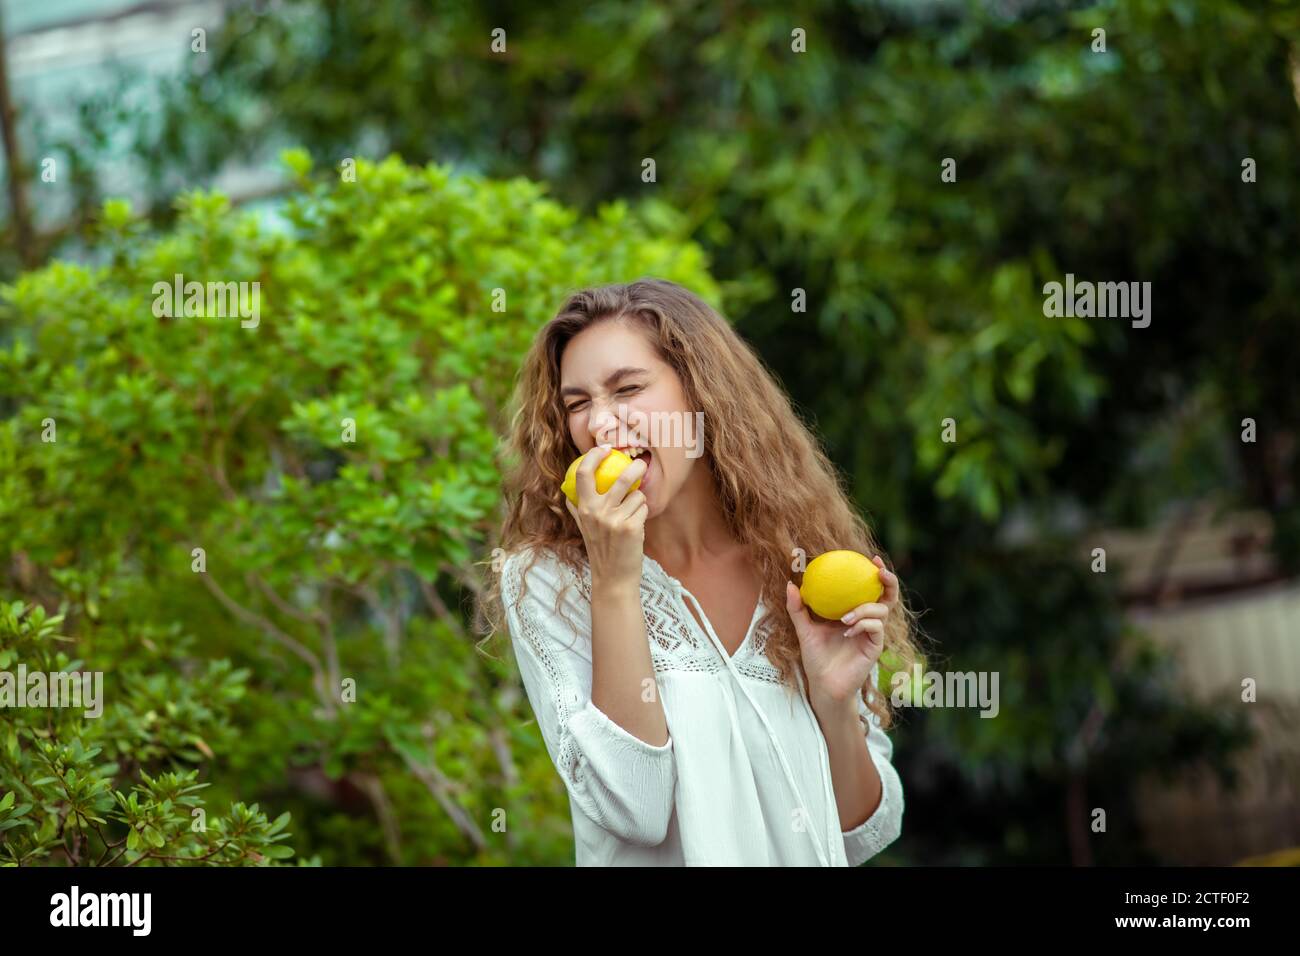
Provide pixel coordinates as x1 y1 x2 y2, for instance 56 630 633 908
644 491 665 520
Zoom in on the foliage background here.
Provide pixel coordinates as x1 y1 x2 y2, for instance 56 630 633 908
1 0 1296 865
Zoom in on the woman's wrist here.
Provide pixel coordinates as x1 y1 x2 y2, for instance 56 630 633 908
811 691 859 727
590 572 642 600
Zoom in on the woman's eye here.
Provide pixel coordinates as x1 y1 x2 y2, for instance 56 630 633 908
565 385 639 412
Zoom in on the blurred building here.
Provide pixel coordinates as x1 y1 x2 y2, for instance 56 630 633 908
1094 504 1300 864
3 0 279 231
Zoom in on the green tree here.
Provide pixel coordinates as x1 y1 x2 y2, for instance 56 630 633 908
1 152 719 864
0 599 299 865
11 0 1294 863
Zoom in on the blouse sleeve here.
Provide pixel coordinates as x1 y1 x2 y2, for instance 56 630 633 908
842 662 905 866
502 548 677 847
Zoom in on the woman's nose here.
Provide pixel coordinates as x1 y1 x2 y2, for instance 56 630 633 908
588 402 621 443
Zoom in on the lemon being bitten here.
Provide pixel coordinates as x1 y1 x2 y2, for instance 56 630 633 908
799 550 883 620
560 448 643 506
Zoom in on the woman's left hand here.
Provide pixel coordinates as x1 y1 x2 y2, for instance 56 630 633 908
785 555 899 714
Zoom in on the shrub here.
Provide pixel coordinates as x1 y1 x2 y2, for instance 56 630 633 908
0 151 719 864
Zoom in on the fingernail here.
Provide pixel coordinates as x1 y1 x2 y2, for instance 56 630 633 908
841 612 855 624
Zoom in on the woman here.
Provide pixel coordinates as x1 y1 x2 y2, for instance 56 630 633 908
481 277 922 866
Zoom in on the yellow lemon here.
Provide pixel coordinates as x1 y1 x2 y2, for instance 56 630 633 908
560 448 641 506
799 550 883 620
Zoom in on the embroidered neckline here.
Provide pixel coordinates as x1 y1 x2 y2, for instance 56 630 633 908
527 546 784 684
640 553 782 677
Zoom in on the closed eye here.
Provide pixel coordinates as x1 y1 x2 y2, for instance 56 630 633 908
565 384 642 413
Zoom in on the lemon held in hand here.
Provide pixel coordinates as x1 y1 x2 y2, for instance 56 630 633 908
560 448 643 506
799 550 883 620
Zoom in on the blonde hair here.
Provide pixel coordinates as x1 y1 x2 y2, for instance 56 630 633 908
477 277 923 729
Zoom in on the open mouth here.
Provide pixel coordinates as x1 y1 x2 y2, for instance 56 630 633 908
617 446 653 492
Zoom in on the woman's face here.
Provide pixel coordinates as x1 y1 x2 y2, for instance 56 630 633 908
558 319 698 518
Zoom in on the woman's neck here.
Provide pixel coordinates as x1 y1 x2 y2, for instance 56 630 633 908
644 459 738 570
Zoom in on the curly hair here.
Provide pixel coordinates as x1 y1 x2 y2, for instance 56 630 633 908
476 277 922 729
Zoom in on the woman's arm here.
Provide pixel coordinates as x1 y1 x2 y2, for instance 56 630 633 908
589 575 670 748
817 693 885 832
568 444 668 748
504 548 677 847
786 556 904 864
825 667 905 866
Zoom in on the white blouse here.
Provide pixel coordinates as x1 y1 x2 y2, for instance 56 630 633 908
502 545 905 866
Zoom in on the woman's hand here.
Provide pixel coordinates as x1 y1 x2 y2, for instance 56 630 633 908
565 444 649 590
785 555 899 715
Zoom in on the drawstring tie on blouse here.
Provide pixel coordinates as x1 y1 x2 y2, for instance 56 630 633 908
674 582 835 867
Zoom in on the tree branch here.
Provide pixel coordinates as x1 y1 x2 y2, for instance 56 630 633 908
200 571 335 717
397 742 487 854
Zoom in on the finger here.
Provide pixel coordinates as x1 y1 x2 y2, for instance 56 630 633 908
607 456 648 501
852 627 886 660
872 554 900 606
626 500 648 526
565 498 580 524
615 488 647 518
575 445 612 500
845 618 885 640
784 581 814 639
840 602 889 625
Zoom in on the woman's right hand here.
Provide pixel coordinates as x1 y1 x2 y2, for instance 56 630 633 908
565 444 649 589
